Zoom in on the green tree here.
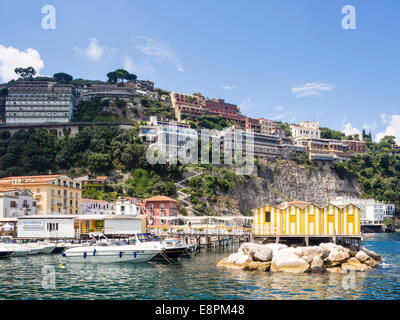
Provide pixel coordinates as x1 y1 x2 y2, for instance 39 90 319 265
87 152 112 173
14 67 36 79
53 72 73 83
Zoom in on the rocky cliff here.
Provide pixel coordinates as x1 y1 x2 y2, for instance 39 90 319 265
206 160 361 216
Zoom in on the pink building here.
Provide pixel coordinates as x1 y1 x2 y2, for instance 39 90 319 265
143 196 179 226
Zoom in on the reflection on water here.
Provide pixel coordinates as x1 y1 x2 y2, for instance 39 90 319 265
1 233 400 300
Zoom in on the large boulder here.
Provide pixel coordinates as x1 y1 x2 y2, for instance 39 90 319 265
310 256 326 273
252 246 273 262
319 243 345 253
355 251 379 268
303 246 329 260
362 247 382 262
226 253 241 264
271 252 310 273
247 261 271 272
237 243 273 262
264 243 288 256
233 254 253 270
237 243 257 256
341 257 370 272
324 249 350 268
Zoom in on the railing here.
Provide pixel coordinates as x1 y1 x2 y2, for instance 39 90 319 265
149 225 251 237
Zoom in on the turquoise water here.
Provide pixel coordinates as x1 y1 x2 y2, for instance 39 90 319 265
1 233 400 300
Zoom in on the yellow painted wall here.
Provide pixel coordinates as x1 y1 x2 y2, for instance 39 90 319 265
253 203 361 237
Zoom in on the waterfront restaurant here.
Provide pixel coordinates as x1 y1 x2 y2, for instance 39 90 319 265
253 201 361 240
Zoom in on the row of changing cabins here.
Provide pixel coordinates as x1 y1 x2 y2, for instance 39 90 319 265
252 201 362 247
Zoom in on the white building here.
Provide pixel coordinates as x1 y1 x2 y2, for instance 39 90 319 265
0 188 37 218
330 196 395 225
290 121 321 140
115 197 141 216
17 215 76 239
104 215 146 236
81 199 115 215
5 81 78 124
139 116 198 163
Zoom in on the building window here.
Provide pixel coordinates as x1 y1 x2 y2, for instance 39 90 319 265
10 201 17 208
265 211 271 223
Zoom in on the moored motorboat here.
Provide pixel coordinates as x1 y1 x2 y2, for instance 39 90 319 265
61 243 160 263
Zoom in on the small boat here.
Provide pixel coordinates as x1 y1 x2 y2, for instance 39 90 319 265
62 243 160 263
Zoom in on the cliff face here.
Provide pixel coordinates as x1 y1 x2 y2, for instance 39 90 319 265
209 160 361 216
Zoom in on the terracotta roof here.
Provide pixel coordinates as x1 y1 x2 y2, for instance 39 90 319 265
144 196 177 203
0 175 66 185
95 176 108 180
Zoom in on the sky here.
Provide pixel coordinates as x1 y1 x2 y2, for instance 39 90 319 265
0 0 400 143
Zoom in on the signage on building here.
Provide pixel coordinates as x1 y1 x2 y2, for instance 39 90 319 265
22 220 43 228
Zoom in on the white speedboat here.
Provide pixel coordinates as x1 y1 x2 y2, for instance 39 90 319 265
62 244 160 263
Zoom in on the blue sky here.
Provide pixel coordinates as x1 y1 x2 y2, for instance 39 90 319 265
1 0 400 142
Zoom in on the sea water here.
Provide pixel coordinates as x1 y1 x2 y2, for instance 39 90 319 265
0 233 399 300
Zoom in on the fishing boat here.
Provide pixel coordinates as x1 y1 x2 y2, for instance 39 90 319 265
25 242 56 255
61 243 160 263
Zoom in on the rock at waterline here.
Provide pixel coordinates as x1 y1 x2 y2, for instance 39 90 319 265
324 249 350 268
355 251 379 268
271 252 310 274
362 247 382 262
216 242 381 274
341 257 370 272
311 256 326 273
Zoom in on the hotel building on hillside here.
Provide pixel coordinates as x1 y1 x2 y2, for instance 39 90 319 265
296 137 350 161
290 121 321 140
82 84 135 101
139 116 198 163
258 118 284 137
5 81 78 124
0 175 82 215
170 92 206 121
343 140 367 155
330 196 395 226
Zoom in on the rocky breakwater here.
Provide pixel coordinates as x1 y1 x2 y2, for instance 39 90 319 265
217 243 382 274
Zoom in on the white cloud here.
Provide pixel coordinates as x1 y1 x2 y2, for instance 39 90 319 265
375 114 400 144
0 45 44 82
275 105 284 111
123 55 154 76
362 122 377 132
135 36 184 72
74 38 105 61
291 82 335 97
342 122 362 136
222 85 236 90
239 97 252 112
271 111 294 121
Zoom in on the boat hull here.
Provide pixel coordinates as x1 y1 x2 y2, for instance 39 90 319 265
151 247 188 261
0 251 13 258
62 246 159 263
